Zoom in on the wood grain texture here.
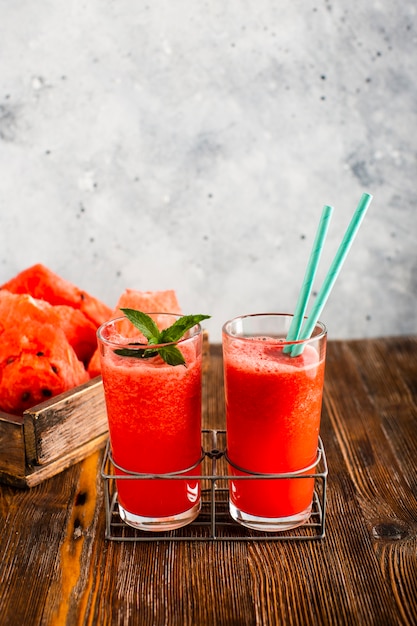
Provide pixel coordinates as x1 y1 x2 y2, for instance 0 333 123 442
24 377 107 466
0 411 26 477
0 378 108 487
0 339 416 626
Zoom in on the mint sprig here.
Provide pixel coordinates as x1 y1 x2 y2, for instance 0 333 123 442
114 309 210 366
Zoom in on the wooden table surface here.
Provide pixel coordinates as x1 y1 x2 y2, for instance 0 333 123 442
0 338 416 626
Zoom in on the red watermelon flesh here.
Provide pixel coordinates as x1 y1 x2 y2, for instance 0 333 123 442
0 290 53 328
52 305 97 366
0 263 112 327
0 321 89 415
87 289 182 378
115 289 182 316
0 291 97 366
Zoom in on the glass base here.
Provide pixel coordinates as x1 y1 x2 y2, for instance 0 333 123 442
229 501 312 532
118 501 201 532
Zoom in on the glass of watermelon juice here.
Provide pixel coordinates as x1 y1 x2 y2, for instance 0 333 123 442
222 313 327 532
97 314 204 532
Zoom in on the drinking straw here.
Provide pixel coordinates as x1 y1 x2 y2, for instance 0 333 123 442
289 192 373 357
283 204 333 353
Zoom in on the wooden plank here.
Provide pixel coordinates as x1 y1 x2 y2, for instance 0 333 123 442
323 338 417 625
323 339 417 527
23 433 108 488
0 450 104 625
0 411 26 477
202 329 210 373
23 377 108 467
0 338 415 626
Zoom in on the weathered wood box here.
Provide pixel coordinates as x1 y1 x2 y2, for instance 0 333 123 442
0 332 210 488
0 377 108 488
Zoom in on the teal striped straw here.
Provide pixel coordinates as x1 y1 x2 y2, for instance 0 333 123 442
289 192 373 357
283 204 333 353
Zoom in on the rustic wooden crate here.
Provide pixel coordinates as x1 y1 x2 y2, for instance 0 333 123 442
0 377 108 488
0 331 210 488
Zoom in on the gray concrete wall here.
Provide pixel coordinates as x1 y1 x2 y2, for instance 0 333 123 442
1 1 416 342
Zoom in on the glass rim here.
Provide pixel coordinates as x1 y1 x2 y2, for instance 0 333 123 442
222 312 327 346
97 313 203 349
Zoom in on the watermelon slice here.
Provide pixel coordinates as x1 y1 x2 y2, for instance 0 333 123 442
0 291 97 366
115 289 181 315
0 321 89 415
0 290 53 327
52 305 97 366
0 263 112 327
87 289 182 378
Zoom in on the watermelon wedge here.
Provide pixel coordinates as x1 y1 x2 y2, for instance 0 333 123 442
0 263 112 327
115 289 181 315
87 289 182 378
0 290 97 366
0 321 89 415
52 305 98 366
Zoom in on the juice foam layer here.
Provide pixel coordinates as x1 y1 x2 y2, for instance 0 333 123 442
225 338 321 377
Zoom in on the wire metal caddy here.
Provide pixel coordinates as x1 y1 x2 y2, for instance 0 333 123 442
101 429 328 542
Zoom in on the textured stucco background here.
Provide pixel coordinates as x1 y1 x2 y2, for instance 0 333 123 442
1 1 416 342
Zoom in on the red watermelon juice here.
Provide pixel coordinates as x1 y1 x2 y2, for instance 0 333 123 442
98 314 203 532
222 314 326 532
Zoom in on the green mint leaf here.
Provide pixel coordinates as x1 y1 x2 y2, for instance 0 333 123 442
114 347 158 359
159 314 211 343
120 308 160 342
158 345 186 366
117 309 210 366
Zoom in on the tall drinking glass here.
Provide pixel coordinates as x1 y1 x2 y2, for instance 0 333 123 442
97 313 203 532
222 313 327 532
